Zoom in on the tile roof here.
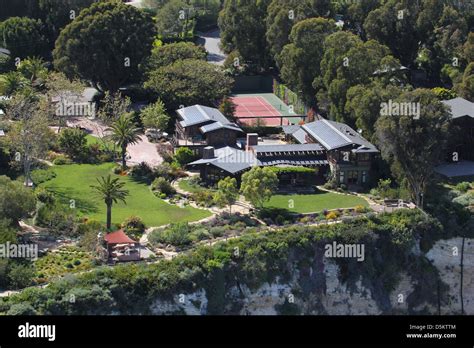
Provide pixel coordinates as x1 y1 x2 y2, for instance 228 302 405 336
104 230 137 244
442 97 474 119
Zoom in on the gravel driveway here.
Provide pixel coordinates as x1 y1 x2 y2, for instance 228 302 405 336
126 135 163 167
67 117 163 167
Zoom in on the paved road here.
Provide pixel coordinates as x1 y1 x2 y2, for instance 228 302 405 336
196 29 227 66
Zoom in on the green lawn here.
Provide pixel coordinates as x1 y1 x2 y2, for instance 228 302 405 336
86 135 114 149
264 191 369 213
40 163 212 227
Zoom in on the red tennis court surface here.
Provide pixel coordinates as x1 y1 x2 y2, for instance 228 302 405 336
231 96 286 126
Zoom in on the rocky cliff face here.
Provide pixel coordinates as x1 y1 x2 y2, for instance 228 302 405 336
149 238 474 315
426 237 474 315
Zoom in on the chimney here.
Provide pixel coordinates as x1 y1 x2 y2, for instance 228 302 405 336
203 146 215 159
246 133 258 151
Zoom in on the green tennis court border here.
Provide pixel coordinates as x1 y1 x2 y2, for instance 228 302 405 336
232 92 304 125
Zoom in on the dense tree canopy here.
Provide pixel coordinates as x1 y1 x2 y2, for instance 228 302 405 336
315 31 400 122
0 175 36 227
38 0 98 48
364 0 420 67
219 0 272 71
265 0 331 61
140 100 170 131
375 89 451 207
345 82 403 140
53 1 156 92
277 17 336 105
0 17 47 60
144 42 207 73
0 0 40 21
144 59 233 110
456 62 474 101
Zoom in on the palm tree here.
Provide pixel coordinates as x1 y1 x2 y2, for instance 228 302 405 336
108 113 142 170
91 175 129 230
0 71 27 96
18 56 47 83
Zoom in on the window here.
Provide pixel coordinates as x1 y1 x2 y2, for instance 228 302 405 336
362 171 367 184
347 171 358 184
339 171 345 183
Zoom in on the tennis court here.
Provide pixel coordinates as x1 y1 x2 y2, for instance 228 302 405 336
231 93 304 126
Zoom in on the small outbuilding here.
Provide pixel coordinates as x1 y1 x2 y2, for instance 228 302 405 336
104 230 141 263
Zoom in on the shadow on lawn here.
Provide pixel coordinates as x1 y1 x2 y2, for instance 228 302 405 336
275 186 328 196
45 185 100 215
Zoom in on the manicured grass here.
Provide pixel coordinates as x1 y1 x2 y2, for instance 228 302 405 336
86 135 114 149
264 191 369 213
40 163 212 227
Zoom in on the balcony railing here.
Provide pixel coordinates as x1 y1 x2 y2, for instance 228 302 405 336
172 136 207 147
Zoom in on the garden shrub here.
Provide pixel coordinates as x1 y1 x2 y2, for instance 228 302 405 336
35 202 77 236
152 177 176 197
149 223 192 248
53 154 72 165
6 302 37 315
452 191 474 207
209 226 226 238
455 182 471 193
35 187 55 204
122 216 146 240
130 162 154 182
191 190 215 207
326 211 340 220
153 162 174 181
58 127 88 161
191 228 210 241
31 169 56 185
173 147 196 167
113 165 123 174
7 263 35 290
354 205 368 213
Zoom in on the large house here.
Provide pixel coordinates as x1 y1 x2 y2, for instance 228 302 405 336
182 104 379 189
172 105 244 154
442 97 474 162
284 119 379 186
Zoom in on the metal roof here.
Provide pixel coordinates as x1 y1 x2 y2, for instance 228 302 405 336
253 143 324 153
177 105 230 127
259 158 328 166
442 97 474 119
302 119 378 153
282 125 301 135
292 128 307 144
200 121 243 134
188 143 329 175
